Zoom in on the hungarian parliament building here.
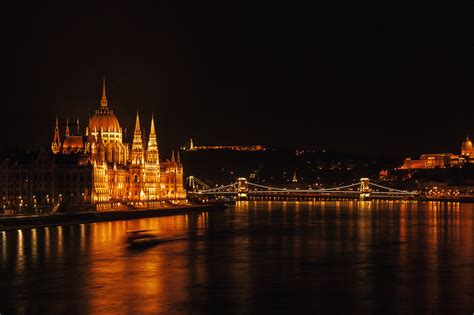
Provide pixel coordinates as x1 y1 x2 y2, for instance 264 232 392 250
0 80 186 211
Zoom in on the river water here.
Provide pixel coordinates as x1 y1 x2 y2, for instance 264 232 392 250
0 201 473 314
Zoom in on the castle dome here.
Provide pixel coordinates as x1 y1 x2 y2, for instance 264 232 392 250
461 135 473 156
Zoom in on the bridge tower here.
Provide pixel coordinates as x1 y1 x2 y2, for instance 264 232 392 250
187 176 195 190
237 178 248 200
359 178 371 200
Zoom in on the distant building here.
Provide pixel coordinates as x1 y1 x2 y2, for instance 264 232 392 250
461 135 474 157
292 170 298 183
185 139 265 152
399 136 473 170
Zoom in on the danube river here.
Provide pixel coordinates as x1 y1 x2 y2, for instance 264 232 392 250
1 201 473 314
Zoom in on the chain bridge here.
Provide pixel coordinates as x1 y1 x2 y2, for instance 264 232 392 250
187 177 418 201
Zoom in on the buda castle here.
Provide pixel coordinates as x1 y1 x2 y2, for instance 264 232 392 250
399 136 474 170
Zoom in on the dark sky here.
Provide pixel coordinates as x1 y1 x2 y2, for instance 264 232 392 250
9 0 473 156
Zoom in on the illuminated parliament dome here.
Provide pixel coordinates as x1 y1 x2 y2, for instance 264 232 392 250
88 78 122 141
89 108 121 133
84 78 128 165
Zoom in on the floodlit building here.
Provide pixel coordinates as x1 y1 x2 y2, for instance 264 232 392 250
461 136 474 157
185 138 265 151
399 136 474 170
50 79 186 209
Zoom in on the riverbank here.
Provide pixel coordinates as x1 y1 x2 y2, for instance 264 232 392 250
0 204 226 231
418 196 474 203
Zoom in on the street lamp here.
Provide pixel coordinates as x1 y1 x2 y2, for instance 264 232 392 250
33 195 37 214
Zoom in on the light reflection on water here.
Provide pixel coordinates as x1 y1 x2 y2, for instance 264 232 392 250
16 230 24 275
31 229 37 265
45 227 50 258
1 231 6 266
0 201 473 314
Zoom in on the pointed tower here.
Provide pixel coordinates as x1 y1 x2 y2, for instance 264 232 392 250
171 150 175 162
144 113 161 200
52 116 61 154
190 138 194 150
131 110 144 165
146 113 159 165
76 117 80 135
292 170 298 183
65 116 70 136
101 77 108 107
175 148 185 198
129 111 145 200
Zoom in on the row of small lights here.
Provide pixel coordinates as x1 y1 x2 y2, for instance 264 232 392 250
426 187 461 197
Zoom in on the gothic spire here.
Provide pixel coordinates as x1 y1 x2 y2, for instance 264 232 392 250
171 150 175 162
147 113 158 148
149 113 156 137
132 111 144 150
145 113 159 165
131 110 144 165
177 150 181 163
101 77 108 107
133 110 142 139
52 115 61 154
65 116 70 136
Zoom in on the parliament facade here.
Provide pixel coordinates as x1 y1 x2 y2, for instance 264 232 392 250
1 79 186 211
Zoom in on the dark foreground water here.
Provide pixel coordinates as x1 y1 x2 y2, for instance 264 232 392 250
1 201 473 314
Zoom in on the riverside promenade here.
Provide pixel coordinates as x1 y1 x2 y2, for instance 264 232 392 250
0 204 226 230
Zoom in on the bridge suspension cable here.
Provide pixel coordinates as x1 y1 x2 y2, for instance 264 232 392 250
197 182 239 193
246 182 288 191
186 176 211 190
368 182 415 194
316 182 360 191
246 181 361 193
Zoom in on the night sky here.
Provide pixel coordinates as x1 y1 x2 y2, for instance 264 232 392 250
10 1 473 156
